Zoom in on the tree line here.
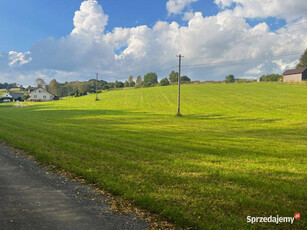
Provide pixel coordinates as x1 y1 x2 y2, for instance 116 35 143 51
224 73 284 83
36 71 191 98
0 82 20 90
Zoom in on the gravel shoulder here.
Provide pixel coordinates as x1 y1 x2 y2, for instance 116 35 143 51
0 144 151 230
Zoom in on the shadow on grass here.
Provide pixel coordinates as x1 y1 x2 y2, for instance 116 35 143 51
231 118 282 123
0 104 306 229
185 114 226 120
0 104 17 108
6 105 305 160
23 104 163 117
186 114 282 124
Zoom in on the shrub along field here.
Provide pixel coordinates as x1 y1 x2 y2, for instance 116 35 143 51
0 83 306 229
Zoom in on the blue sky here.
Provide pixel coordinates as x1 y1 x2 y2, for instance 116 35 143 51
0 0 214 52
0 0 83 52
0 0 306 85
0 0 286 52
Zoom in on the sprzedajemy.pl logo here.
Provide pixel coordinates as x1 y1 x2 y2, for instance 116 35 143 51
247 213 301 225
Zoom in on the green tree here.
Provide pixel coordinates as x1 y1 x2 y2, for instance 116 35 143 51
181 76 191 82
135 75 143 88
128 75 133 83
160 78 170 86
108 82 115 88
169 70 179 83
129 81 135 87
74 87 80 97
65 84 74 96
102 84 110 90
35 78 46 89
48 79 60 96
124 80 129 87
79 82 90 95
115 81 124 88
59 84 68 97
128 75 135 87
144 72 158 87
296 49 307 68
225 75 235 83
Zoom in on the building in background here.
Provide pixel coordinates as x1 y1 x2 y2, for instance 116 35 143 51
1 93 13 102
283 67 307 82
29 88 54 101
10 92 24 101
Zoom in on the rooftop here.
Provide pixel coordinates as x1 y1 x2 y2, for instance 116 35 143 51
283 67 307 75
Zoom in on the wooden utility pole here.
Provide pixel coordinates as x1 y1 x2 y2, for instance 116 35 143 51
96 73 99 101
177 54 183 116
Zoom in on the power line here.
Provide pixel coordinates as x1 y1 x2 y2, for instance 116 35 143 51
91 50 304 79
182 50 304 68
96 65 178 77
155 66 178 74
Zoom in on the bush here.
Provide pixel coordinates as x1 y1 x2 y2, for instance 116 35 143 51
143 82 152 87
144 72 158 86
181 76 191 82
260 74 283 82
225 75 235 83
236 78 256 83
102 85 109 90
160 78 170 86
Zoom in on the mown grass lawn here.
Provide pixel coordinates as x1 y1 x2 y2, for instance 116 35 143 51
0 83 306 229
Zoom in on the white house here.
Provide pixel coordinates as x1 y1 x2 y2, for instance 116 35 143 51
29 88 54 101
1 93 13 102
1 93 12 99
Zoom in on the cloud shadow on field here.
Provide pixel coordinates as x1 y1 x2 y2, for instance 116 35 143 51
185 114 226 120
0 102 306 229
11 104 306 159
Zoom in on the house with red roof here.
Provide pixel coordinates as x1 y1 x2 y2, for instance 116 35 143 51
282 67 307 82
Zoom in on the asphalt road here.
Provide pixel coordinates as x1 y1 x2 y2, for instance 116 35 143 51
0 144 150 230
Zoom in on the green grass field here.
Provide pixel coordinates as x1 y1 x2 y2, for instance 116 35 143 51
0 83 306 229
0 89 6 96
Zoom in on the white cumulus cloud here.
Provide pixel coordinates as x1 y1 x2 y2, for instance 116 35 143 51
8 51 32 67
214 0 307 21
166 0 198 15
71 0 108 36
1 0 307 86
